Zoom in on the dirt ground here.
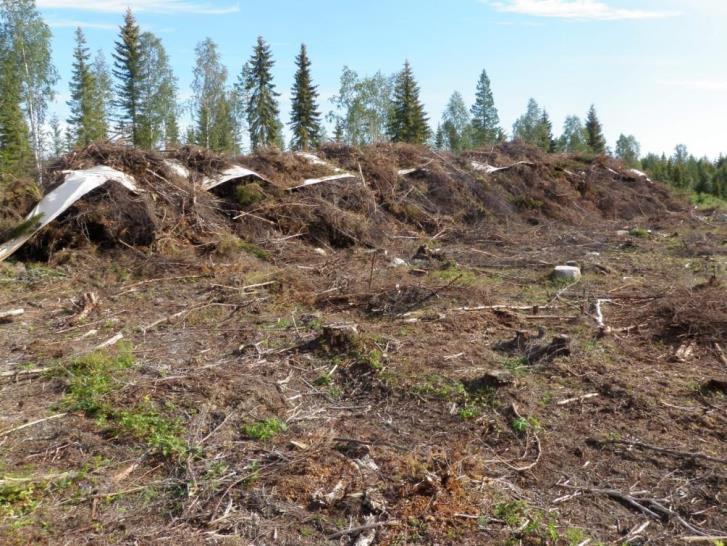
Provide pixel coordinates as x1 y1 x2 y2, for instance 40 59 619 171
0 146 725 545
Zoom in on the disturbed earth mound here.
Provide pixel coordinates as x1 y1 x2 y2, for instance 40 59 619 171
1 142 685 261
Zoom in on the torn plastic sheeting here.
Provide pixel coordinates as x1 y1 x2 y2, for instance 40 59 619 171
398 161 433 176
629 168 653 183
0 166 140 263
471 160 532 174
294 151 344 172
287 173 359 191
164 159 191 180
201 165 272 191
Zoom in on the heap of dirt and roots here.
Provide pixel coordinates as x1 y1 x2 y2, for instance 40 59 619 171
2 141 686 259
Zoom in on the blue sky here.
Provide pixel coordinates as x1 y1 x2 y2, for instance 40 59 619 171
38 0 727 158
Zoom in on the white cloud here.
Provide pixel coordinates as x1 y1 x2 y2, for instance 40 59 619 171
488 0 678 20
37 0 239 15
47 18 118 29
659 79 727 91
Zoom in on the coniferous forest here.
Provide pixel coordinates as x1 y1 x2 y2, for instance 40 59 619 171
0 3 725 200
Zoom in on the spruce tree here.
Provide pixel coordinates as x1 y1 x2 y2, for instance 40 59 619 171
387 60 430 144
0 53 32 176
48 114 64 157
537 110 555 152
112 8 142 145
470 69 501 146
289 44 322 151
585 104 606 154
246 36 281 150
67 27 104 146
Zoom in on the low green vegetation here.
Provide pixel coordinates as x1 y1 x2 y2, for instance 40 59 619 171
628 227 650 238
242 418 288 440
61 344 189 458
234 182 265 207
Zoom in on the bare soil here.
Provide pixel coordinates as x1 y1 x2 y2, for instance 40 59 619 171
0 144 725 545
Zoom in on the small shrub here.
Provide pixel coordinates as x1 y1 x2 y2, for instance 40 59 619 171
234 182 265 207
628 227 650 238
242 418 288 440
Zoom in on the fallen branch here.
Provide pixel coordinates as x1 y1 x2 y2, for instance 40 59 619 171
93 332 124 351
557 393 599 406
327 520 400 540
558 484 712 536
0 308 24 323
605 439 727 465
0 367 53 379
0 413 67 437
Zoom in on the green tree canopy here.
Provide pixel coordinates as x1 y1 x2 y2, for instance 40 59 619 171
556 116 588 153
440 91 472 152
112 8 142 145
387 60 430 144
246 36 282 150
470 69 501 146
1 0 58 181
289 44 322 151
585 104 606 154
137 31 178 149
0 53 33 176
328 67 393 146
67 27 106 146
615 134 641 167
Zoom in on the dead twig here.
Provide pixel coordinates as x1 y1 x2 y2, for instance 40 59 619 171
0 413 67 438
605 439 727 465
327 520 400 540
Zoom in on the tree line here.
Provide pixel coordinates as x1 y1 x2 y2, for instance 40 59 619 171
0 1 724 199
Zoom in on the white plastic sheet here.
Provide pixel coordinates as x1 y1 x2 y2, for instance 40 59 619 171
201 165 272 191
287 173 358 191
471 160 532 174
0 166 140 263
164 159 191 180
629 169 652 183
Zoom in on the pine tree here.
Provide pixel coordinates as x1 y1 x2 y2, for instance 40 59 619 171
246 36 281 150
470 69 501 146
585 104 606 154
387 60 430 144
0 53 32 175
289 44 322 151
67 28 104 146
112 8 142 145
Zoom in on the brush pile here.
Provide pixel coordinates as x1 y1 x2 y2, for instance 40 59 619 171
0 141 686 261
